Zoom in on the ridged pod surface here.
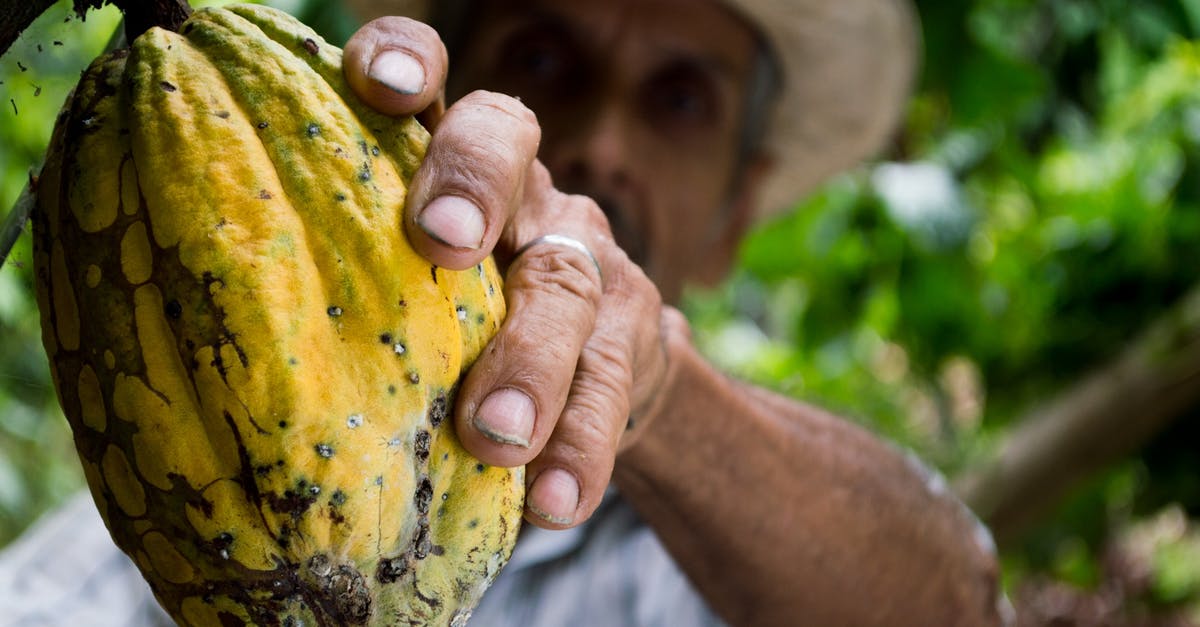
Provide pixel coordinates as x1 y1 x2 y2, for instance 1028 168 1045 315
32 5 522 625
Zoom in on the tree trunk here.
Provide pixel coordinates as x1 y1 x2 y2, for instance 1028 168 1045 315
954 286 1200 547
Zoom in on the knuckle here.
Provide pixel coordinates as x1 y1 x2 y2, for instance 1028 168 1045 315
562 193 612 233
602 251 661 315
555 404 620 468
621 260 657 301
458 91 541 141
580 346 634 415
510 247 603 308
493 321 573 377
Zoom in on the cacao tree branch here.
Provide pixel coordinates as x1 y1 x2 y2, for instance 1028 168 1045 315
0 0 189 59
954 285 1200 548
0 0 60 57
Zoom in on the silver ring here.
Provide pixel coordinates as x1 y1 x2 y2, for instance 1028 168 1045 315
512 234 602 282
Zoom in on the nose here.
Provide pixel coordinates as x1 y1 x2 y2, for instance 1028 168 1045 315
543 102 634 193
541 102 648 265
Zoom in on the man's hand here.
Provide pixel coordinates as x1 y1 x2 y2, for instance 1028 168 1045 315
344 18 679 530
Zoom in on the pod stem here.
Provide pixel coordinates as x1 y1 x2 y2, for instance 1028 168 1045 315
110 0 192 40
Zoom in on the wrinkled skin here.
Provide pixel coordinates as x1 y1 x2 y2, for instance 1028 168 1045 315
343 0 1010 624
343 0 763 532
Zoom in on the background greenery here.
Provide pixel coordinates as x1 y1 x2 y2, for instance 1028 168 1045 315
2 0 1199 623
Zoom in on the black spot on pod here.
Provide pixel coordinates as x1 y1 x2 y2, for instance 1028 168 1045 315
413 522 432 560
159 81 176 92
377 557 407 583
164 299 182 319
257 121 269 129
269 486 318 519
211 532 234 560
306 122 320 137
327 306 343 317
475 463 485 473
304 557 371 623
414 430 431 462
414 476 433 515
315 443 334 458
428 392 447 428
303 38 319 55
380 333 392 344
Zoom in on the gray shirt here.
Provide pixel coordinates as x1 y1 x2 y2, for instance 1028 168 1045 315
0 490 725 626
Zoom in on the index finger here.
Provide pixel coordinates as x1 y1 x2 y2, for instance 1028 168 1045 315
343 16 448 116
404 91 542 270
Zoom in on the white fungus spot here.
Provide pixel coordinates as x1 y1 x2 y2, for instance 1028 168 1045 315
347 413 364 428
393 343 406 356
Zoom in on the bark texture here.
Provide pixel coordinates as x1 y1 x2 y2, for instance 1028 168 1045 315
956 286 1200 546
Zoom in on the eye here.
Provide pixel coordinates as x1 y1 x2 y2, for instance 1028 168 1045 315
643 64 720 129
499 30 574 85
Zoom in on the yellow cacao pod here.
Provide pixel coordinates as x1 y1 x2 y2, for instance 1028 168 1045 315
32 5 522 625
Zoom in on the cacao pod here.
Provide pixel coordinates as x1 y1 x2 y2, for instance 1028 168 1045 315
32 4 523 625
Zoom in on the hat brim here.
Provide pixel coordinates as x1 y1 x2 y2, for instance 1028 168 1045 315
728 0 919 216
345 0 919 218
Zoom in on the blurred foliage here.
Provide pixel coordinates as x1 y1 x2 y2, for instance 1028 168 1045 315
1 0 1200 622
687 0 1200 618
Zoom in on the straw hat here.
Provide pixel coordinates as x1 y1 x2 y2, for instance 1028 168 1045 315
344 0 919 216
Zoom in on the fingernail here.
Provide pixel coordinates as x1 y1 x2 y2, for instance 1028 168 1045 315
418 195 485 250
528 468 579 525
368 49 426 95
473 388 535 448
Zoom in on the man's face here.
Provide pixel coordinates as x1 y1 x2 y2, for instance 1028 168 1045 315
447 0 767 303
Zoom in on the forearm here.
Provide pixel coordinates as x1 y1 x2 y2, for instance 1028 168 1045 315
614 330 1007 626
